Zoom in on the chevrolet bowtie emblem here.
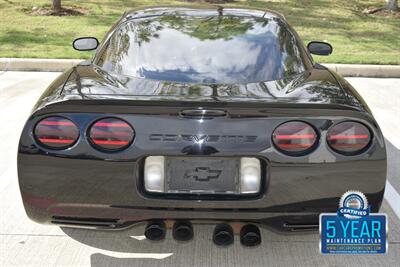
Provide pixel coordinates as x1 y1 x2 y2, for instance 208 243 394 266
184 167 222 181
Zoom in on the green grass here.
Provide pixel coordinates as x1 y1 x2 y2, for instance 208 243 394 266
0 0 399 64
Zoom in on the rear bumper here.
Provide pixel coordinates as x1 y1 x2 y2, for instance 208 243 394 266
19 153 386 231
22 191 384 232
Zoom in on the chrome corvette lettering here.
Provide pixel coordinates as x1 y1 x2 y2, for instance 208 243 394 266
149 134 257 143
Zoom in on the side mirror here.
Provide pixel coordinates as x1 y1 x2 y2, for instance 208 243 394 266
307 41 333 56
73 37 99 51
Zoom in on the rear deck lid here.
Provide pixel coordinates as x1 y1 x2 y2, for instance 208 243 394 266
61 65 348 105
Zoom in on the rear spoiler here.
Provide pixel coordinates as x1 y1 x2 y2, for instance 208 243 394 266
32 98 366 119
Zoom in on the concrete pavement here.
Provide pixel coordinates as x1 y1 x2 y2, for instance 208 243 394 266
0 72 399 266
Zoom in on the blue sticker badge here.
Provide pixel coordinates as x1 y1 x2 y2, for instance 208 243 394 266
320 191 387 254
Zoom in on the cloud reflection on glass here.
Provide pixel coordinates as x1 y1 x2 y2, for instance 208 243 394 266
98 15 306 84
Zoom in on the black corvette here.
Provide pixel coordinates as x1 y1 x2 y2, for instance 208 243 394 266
18 7 386 246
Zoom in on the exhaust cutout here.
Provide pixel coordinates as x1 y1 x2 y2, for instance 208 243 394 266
144 220 166 241
172 220 193 241
240 224 261 247
213 223 234 246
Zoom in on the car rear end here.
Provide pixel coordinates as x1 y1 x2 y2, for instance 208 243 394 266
17 8 386 243
18 98 387 233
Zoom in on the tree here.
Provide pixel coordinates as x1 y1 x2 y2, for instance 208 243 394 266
52 0 61 13
388 0 398 11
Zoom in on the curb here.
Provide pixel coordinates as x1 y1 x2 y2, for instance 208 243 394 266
0 58 82 72
323 63 400 78
1 58 400 78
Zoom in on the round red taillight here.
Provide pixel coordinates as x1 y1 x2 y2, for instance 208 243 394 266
89 118 134 151
327 121 371 155
272 121 318 155
34 116 79 149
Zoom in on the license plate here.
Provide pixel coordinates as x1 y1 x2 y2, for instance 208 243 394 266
165 157 240 194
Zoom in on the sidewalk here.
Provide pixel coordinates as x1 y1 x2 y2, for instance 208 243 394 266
1 58 400 78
